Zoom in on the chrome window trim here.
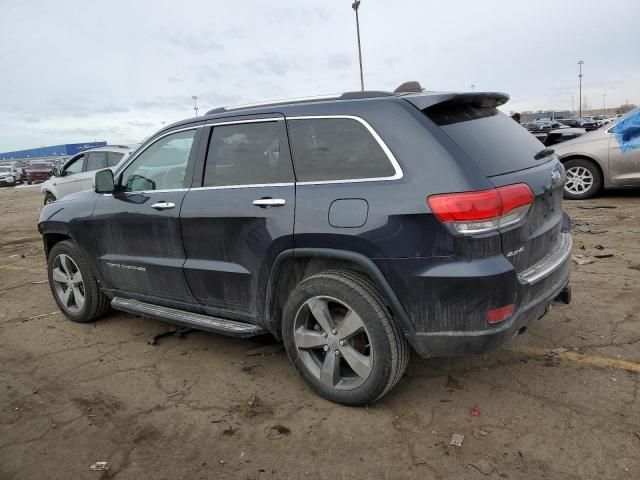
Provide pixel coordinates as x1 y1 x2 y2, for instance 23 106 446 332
208 117 283 127
286 115 404 185
191 182 294 191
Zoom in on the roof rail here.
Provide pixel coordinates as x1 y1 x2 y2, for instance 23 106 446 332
205 90 396 115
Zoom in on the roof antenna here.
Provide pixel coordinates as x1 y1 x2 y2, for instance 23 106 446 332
394 81 423 93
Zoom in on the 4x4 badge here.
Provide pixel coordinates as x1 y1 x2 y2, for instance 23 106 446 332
506 246 525 257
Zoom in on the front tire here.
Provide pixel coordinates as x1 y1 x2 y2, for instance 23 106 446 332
47 240 110 323
282 270 409 405
563 158 602 200
43 192 56 205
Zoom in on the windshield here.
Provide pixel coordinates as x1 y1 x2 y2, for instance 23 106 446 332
30 163 50 169
0 166 11 172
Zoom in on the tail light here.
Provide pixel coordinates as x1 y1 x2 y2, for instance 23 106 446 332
487 304 515 324
427 183 534 234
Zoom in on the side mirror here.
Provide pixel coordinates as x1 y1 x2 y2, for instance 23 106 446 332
94 169 115 194
52 168 61 177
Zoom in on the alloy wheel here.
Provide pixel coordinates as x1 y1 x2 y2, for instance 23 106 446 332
293 296 373 390
51 254 85 313
565 166 594 195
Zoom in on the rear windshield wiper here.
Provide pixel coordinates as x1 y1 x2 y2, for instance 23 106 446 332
534 148 555 160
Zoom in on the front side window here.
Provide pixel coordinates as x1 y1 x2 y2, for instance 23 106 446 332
63 155 85 176
203 122 290 187
121 129 196 192
85 152 108 171
287 118 396 182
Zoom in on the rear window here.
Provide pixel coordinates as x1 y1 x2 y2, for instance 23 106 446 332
288 118 396 182
424 104 545 177
203 122 292 187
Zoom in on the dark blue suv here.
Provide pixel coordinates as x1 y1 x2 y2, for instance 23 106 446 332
39 85 572 405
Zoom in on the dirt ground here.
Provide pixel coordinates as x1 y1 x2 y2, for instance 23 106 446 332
0 185 638 480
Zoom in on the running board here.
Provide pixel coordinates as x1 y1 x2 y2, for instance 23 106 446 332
111 297 266 337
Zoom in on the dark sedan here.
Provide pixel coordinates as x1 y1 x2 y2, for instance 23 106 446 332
557 118 599 131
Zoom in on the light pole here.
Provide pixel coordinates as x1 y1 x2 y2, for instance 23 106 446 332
352 1 364 91
192 95 199 117
602 93 606 115
470 84 475 92
578 60 584 117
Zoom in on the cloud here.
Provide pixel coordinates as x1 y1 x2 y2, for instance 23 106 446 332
166 33 225 54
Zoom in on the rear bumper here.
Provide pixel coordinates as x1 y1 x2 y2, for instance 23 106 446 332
376 232 572 358
406 263 570 357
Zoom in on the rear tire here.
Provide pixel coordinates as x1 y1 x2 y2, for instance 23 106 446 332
563 158 602 200
47 240 110 323
282 270 409 405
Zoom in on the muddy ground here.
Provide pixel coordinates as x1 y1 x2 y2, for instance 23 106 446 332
0 185 638 480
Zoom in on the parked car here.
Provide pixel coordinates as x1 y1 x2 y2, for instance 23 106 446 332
0 163 25 186
524 120 568 132
531 127 587 147
26 162 54 184
40 145 133 204
554 108 640 199
557 118 599 131
38 85 572 405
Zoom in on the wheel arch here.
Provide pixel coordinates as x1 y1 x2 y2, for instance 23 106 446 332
559 154 609 187
42 232 73 259
265 248 414 340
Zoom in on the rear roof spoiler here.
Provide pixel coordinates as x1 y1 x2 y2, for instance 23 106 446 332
402 92 510 110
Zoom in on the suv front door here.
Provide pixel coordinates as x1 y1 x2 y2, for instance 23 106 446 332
92 126 202 304
55 154 85 197
180 115 295 323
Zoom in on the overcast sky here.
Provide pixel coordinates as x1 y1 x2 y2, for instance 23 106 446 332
1 0 638 151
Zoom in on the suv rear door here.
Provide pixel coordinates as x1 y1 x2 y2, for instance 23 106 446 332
180 115 295 322
92 126 202 303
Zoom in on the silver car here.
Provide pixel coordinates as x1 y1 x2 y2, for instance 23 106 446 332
554 108 640 199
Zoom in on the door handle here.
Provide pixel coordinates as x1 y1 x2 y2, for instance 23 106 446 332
252 198 286 208
151 201 176 210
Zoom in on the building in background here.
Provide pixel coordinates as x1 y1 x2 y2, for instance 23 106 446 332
519 111 571 123
0 142 107 161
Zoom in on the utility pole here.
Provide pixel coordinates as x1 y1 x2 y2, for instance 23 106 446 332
352 1 364 91
571 95 574 115
192 95 199 117
578 60 584 117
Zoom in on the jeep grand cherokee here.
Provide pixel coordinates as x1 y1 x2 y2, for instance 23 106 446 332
39 83 572 405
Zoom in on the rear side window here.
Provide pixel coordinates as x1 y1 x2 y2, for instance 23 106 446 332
107 152 124 167
203 122 291 187
85 152 107 171
288 118 396 182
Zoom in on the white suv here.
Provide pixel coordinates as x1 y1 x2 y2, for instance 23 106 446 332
41 145 133 204
0 163 25 186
